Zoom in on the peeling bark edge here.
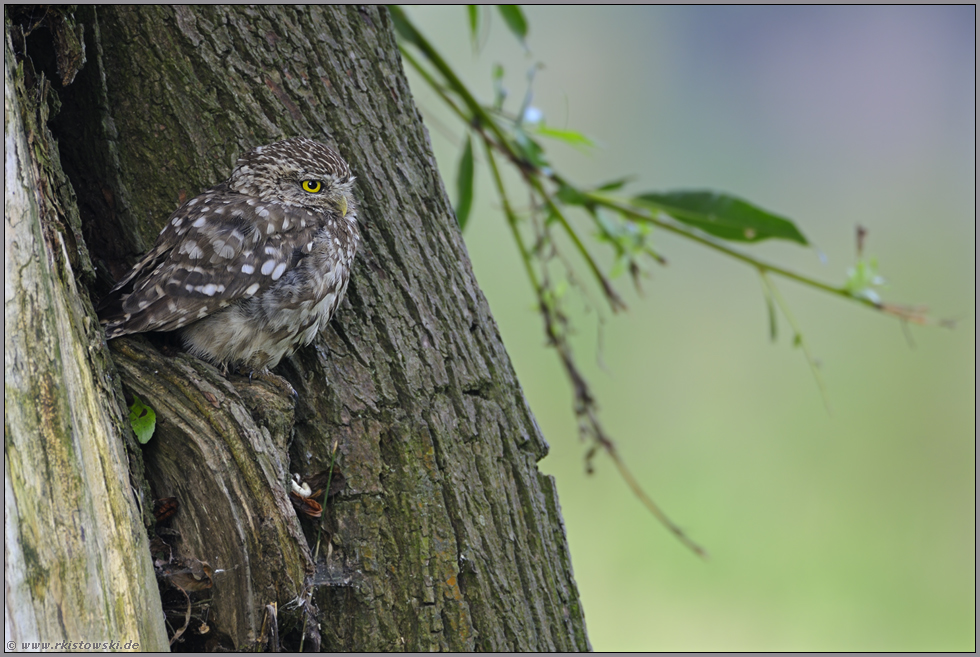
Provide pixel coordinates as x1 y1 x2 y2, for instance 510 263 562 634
4 22 169 649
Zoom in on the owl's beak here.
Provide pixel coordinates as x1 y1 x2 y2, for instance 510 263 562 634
337 195 348 217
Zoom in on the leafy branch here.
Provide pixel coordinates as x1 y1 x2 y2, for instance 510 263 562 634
390 5 942 556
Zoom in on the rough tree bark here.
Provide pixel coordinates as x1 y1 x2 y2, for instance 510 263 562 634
5 5 590 651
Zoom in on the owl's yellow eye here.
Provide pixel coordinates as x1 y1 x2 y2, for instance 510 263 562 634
301 180 322 193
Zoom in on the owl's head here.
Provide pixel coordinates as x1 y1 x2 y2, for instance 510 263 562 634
228 137 355 217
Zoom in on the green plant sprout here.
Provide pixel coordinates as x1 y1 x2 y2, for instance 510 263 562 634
390 6 946 557
129 394 156 445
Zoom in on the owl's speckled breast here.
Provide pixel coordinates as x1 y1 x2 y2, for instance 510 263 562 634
98 137 359 370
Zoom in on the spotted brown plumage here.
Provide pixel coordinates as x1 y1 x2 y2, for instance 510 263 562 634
98 137 359 370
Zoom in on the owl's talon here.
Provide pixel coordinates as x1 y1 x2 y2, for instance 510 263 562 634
248 370 296 399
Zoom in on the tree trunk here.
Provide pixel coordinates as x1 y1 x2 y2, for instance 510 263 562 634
4 5 589 651
4 13 169 655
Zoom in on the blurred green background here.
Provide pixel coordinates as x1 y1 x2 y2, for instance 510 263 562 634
400 6 975 651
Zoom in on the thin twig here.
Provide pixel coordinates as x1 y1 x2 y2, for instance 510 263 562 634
314 440 340 562
487 139 706 557
528 178 627 312
392 7 946 561
169 587 192 646
400 10 940 327
760 271 832 414
606 443 708 559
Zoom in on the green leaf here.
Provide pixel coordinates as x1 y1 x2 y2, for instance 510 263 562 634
497 6 528 45
534 125 594 149
455 136 475 230
633 191 809 245
595 176 635 192
556 182 589 206
513 129 549 170
492 63 507 109
467 6 479 46
129 394 156 445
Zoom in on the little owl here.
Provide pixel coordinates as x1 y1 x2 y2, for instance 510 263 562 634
98 137 358 371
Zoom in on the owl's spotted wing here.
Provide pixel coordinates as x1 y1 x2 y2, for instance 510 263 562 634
100 187 322 337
